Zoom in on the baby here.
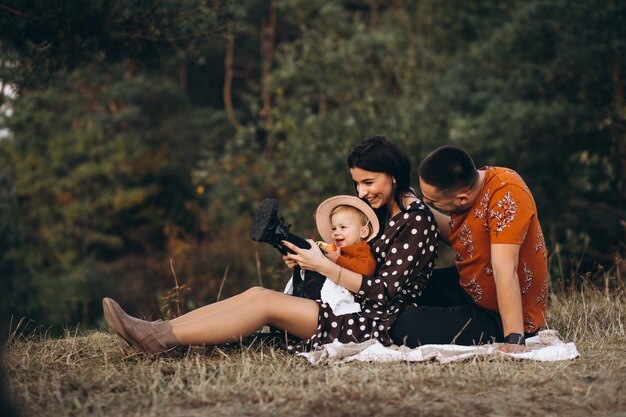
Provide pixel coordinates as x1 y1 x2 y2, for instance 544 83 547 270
313 195 379 314
251 195 379 315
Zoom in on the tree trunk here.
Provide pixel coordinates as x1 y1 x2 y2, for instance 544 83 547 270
613 61 626 203
318 94 327 115
124 60 136 80
260 0 276 127
0 60 5 103
179 60 188 93
223 19 240 128
370 0 379 31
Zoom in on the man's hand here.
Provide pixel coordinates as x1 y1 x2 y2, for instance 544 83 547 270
496 343 529 354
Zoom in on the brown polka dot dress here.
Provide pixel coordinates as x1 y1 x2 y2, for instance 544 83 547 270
286 200 439 353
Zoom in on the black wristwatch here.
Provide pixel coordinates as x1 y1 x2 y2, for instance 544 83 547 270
504 333 525 345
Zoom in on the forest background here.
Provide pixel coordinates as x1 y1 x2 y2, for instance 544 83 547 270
0 0 624 331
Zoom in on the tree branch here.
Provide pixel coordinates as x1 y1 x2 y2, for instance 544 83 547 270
0 3 29 18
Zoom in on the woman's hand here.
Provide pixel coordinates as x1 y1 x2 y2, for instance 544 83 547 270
283 239 333 273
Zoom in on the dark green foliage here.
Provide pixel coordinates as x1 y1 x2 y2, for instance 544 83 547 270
0 0 232 88
438 0 626 266
1 67 213 326
0 0 624 329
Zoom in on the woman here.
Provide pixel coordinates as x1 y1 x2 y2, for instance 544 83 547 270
102 135 438 354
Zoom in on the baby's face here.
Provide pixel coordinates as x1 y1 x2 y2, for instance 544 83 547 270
330 211 366 248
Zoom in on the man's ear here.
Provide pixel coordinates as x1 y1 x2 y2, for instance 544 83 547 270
456 191 470 205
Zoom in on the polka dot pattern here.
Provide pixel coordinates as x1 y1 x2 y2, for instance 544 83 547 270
285 201 439 354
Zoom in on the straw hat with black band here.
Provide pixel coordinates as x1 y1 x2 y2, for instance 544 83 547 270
315 195 380 244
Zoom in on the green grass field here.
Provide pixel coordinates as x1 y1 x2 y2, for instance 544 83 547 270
4 286 626 417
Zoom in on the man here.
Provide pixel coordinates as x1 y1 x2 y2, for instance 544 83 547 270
390 145 548 352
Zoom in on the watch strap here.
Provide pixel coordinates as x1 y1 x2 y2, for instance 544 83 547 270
504 332 525 345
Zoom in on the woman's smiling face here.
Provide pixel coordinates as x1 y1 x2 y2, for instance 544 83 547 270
350 167 394 209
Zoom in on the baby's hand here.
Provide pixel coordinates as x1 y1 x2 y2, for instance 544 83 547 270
321 246 341 263
282 255 298 269
317 241 337 253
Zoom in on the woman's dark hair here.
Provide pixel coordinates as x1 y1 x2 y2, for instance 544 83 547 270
348 135 415 213
418 145 478 194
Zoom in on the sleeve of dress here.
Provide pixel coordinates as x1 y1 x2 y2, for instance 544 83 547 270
357 208 439 304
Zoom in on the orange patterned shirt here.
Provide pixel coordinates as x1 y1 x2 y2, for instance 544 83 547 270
449 167 549 333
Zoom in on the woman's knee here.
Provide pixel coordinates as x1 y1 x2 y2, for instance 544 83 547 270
244 286 269 296
256 290 306 322
238 287 271 308
245 287 280 312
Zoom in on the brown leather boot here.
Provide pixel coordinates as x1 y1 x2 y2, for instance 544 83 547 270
102 297 178 354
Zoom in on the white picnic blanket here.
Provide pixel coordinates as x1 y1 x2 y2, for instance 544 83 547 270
298 329 579 365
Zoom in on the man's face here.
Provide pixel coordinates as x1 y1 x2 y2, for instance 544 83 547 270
419 178 465 213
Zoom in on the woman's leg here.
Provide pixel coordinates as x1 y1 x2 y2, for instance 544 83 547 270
103 289 319 353
171 288 319 345
169 287 267 325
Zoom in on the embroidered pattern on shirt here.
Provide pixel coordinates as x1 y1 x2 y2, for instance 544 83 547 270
474 189 491 231
490 191 518 235
521 262 533 295
536 277 549 306
484 262 494 276
525 313 537 333
535 228 546 255
466 277 483 303
450 214 458 229
459 223 475 259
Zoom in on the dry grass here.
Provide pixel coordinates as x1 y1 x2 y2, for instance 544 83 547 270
4 285 626 417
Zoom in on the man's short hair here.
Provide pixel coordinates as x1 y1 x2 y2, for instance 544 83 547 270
418 145 478 194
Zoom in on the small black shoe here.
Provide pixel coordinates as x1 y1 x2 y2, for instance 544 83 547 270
250 198 292 255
